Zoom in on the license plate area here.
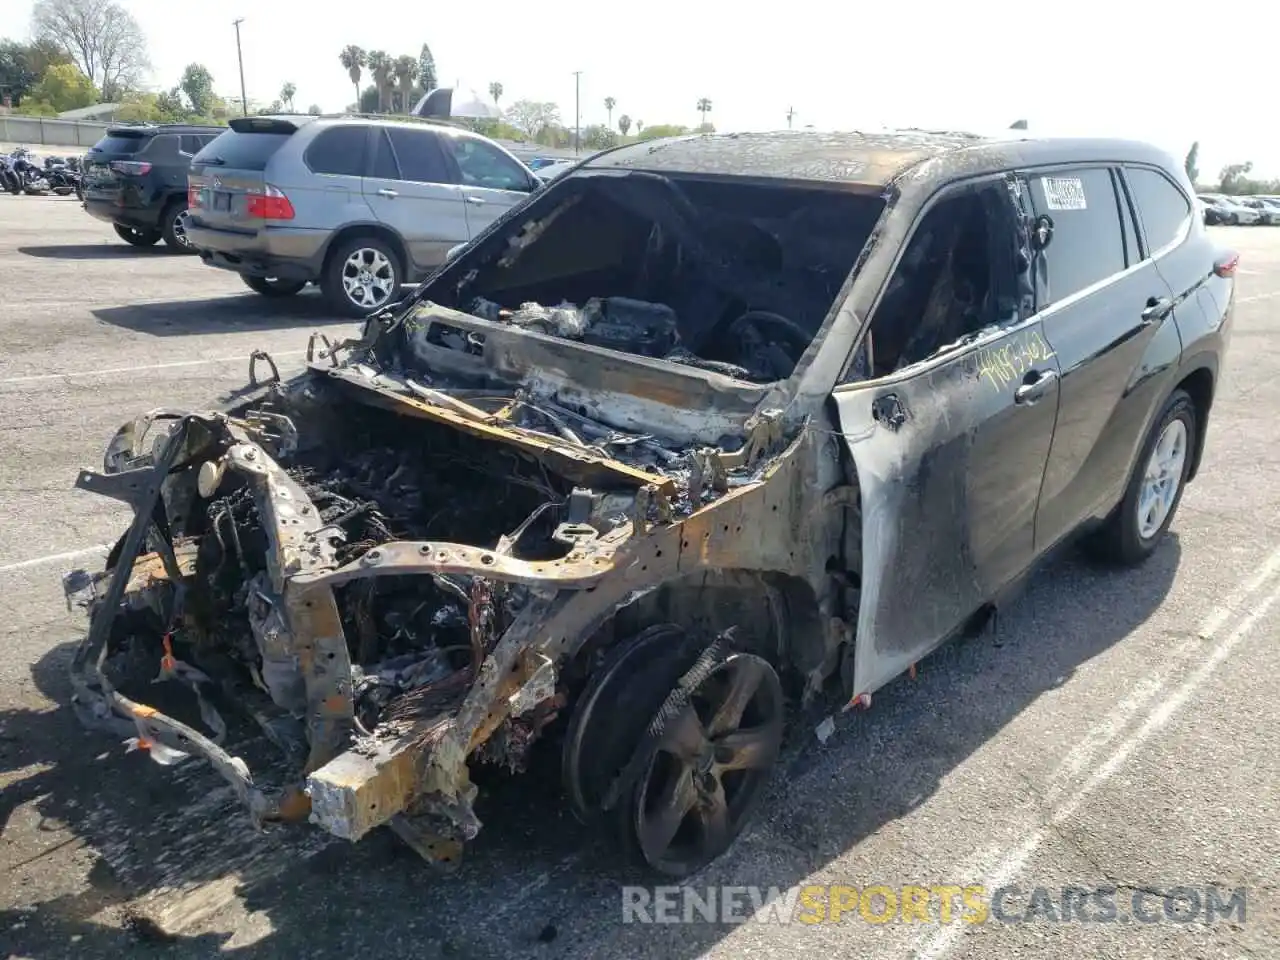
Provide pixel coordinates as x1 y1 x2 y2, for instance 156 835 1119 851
199 188 232 212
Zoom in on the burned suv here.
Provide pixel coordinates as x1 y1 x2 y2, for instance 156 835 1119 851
66 131 1232 877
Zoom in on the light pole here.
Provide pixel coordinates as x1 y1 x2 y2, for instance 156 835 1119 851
233 18 248 116
786 106 795 129
572 70 582 155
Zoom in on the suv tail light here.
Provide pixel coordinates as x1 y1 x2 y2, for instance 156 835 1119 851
1213 251 1239 278
109 160 151 175
187 184 200 208
246 183 295 220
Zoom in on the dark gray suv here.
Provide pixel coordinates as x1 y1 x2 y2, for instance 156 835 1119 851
186 115 542 316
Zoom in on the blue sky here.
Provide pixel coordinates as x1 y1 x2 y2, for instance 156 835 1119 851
8 0 1277 180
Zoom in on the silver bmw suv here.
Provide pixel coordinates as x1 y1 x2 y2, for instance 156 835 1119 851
186 115 542 317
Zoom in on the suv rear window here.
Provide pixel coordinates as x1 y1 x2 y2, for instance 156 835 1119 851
93 134 149 155
194 130 292 171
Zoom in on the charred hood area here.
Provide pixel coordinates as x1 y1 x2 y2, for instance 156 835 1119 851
396 170 885 385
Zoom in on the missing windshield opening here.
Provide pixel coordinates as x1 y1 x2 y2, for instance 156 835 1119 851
428 174 884 383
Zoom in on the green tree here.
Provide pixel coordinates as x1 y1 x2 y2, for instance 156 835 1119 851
26 61 97 111
603 96 615 128
617 114 631 137
156 86 184 117
1184 142 1200 185
0 39 72 106
489 81 503 106
358 84 379 112
280 82 297 111
180 63 215 116
636 119 644 134
32 0 149 100
1220 161 1252 192
638 123 688 141
1009 118 1028 130
418 44 437 93
505 99 560 139
696 97 712 127
307 103 322 115
582 124 617 150
394 54 418 113
339 45 366 110
368 51 393 112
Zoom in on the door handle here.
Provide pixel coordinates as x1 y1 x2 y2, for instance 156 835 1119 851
1014 369 1058 404
377 188 398 198
465 195 486 205
1141 296 1173 325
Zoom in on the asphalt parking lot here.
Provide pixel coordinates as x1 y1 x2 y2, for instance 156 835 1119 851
1 196 1277 960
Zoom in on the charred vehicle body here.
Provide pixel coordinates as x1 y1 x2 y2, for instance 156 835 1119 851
66 131 1233 876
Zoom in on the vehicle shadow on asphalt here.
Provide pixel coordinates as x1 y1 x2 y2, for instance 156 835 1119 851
92 293 350 335
0 537 1183 959
18 244 192 260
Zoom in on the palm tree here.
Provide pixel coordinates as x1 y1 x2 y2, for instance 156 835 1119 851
280 82 297 112
697 97 712 128
339 46 366 110
489 81 503 108
368 51 393 112
394 55 419 113
636 120 644 134
618 114 631 137
604 96 616 129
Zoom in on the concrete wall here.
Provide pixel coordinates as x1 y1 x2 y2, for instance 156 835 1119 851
0 115 109 149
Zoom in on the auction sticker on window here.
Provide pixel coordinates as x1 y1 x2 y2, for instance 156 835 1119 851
1041 176 1087 210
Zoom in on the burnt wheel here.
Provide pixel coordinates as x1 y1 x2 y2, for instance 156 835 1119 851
563 626 784 877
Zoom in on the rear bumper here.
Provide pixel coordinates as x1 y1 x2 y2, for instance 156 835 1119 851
84 195 165 231
187 222 329 281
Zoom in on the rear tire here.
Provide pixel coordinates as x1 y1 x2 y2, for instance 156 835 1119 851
321 236 402 318
161 201 196 253
242 275 307 297
113 224 161 246
1087 389 1196 567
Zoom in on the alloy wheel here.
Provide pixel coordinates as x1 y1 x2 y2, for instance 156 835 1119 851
341 247 396 309
1137 418 1187 540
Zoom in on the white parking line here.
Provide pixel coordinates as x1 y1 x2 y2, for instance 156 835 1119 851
1236 290 1280 303
0 543 111 575
914 567 1280 960
0 351 306 386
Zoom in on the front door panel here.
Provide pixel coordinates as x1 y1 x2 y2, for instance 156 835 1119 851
833 318 1061 697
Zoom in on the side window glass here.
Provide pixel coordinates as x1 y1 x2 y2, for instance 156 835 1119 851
144 135 179 158
851 181 1024 381
305 125 368 177
448 137 530 191
179 135 203 155
369 129 400 180
1124 167 1192 255
387 128 449 184
1028 168 1125 304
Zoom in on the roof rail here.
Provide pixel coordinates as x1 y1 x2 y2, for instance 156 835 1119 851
318 111 471 129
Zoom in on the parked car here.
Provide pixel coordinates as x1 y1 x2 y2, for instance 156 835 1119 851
82 123 224 251
67 131 1233 880
186 115 543 316
532 158 577 182
1231 196 1280 225
1198 193 1259 225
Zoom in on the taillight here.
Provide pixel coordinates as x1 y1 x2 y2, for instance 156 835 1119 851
1213 251 1239 278
246 183 295 220
109 160 151 175
187 184 200 207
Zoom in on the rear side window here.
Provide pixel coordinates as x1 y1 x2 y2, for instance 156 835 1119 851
144 135 180 158
388 127 450 184
195 130 292 171
1124 168 1192 255
1029 167 1126 305
179 135 207 154
305 125 368 177
93 134 148 155
448 137 530 191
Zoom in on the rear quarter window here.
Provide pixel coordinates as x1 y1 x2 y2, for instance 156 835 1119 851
195 130 293 171
1124 168 1192 255
304 126 369 177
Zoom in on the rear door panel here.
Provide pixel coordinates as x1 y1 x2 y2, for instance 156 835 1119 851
361 127 468 273
1028 166 1181 550
442 136 537 236
832 317 1060 698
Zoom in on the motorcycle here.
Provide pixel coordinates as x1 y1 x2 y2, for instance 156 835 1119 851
43 156 82 197
0 157 20 195
7 148 50 195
